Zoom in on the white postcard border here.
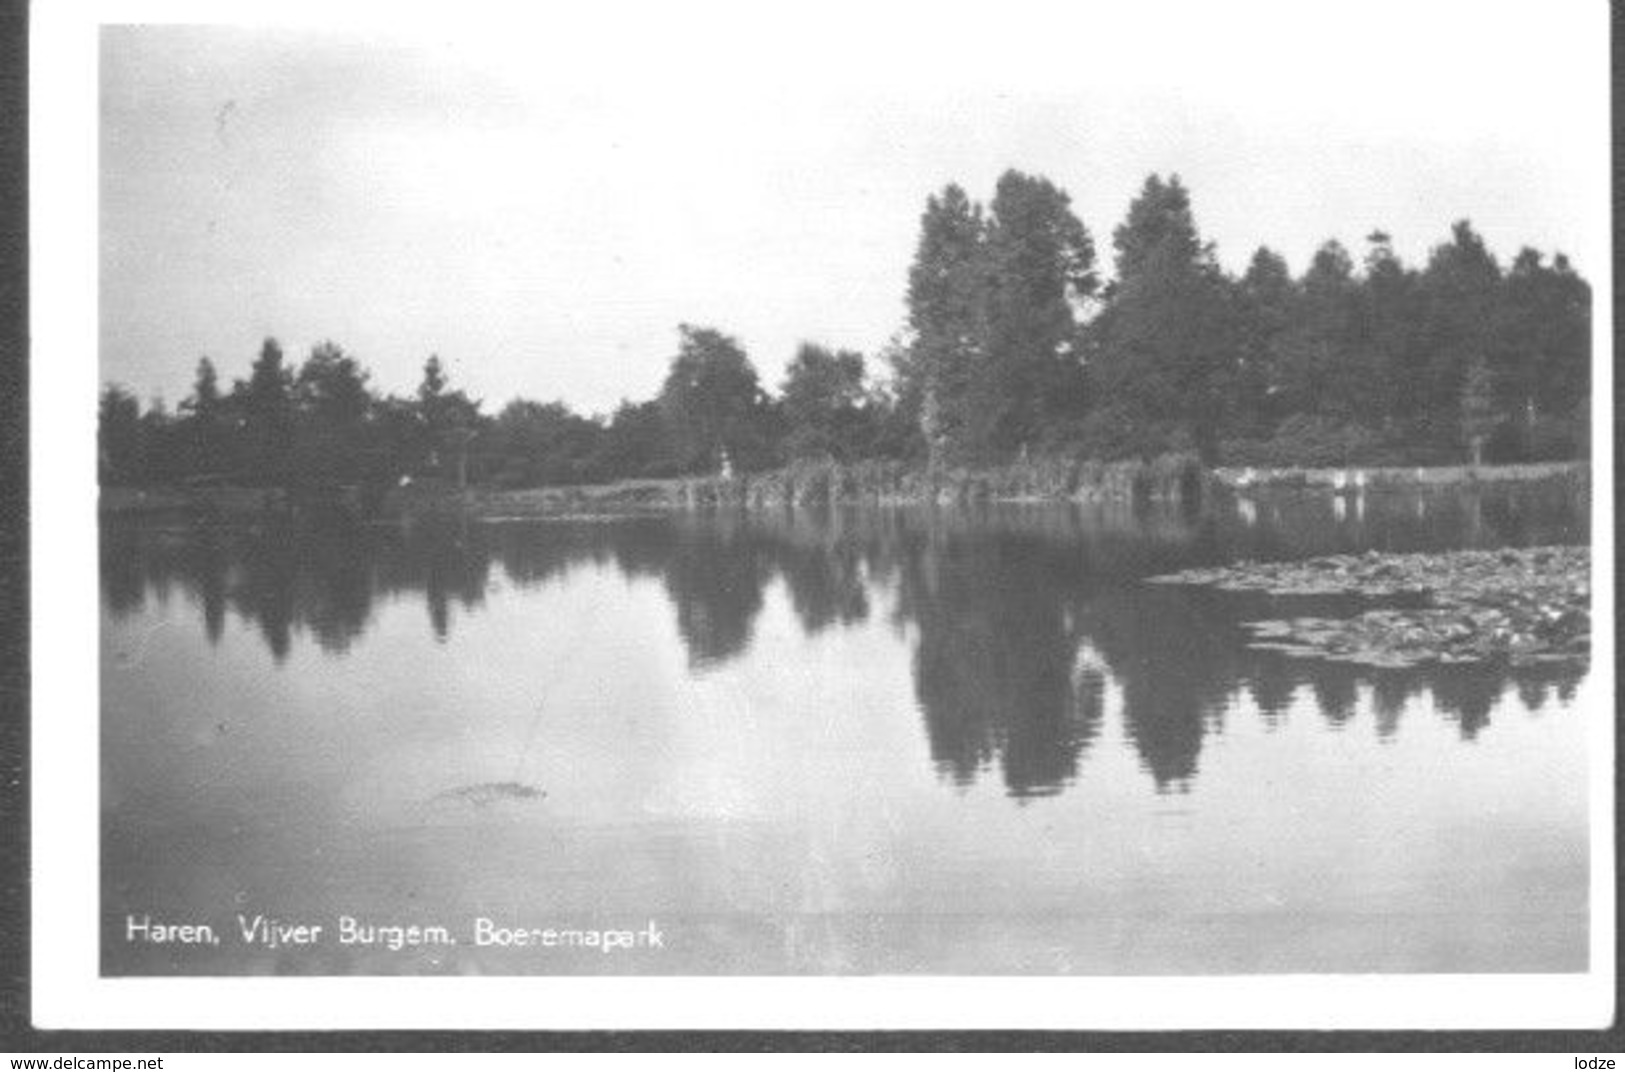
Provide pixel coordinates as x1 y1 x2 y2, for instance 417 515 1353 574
30 0 1616 1032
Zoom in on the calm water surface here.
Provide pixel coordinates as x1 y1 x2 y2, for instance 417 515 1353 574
101 483 1592 974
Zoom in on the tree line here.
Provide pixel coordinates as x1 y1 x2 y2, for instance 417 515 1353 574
100 170 1590 488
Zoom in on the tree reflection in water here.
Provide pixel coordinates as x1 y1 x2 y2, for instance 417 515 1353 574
102 485 1588 796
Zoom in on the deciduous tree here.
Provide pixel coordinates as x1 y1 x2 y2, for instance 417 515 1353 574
658 324 769 473
905 184 987 465
982 169 1097 450
780 342 868 461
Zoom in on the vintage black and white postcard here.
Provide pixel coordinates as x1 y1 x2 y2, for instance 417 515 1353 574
30 0 1614 1031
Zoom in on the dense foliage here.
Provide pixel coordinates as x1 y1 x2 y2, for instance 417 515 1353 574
101 170 1590 488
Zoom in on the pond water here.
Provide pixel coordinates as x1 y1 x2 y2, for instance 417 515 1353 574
100 481 1592 975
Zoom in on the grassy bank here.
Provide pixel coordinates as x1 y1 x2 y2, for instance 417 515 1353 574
457 454 1210 517
100 456 1588 521
1212 459 1586 492
100 455 1210 519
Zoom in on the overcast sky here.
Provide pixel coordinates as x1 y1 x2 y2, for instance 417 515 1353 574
99 1 1605 414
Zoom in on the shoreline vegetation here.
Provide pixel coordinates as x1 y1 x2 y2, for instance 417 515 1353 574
99 456 1588 520
1210 459 1586 492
